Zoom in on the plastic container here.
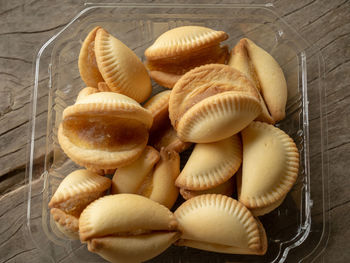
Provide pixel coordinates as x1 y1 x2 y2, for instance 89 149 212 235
25 2 329 262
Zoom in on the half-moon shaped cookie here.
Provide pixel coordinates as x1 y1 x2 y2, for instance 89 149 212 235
111 146 160 194
228 40 274 124
48 169 111 217
175 135 242 190
58 92 153 170
180 177 234 200
138 148 180 209
79 194 179 262
174 194 267 255
95 28 152 103
229 38 287 122
76 87 98 102
145 26 229 88
78 26 104 88
239 121 299 216
169 64 262 143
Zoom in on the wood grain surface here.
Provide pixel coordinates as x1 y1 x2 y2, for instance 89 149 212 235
0 0 349 262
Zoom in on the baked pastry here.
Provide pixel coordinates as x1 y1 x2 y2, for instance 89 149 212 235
94 28 152 103
78 26 104 88
76 87 98 102
174 194 267 255
79 27 152 103
169 64 262 143
51 208 80 240
238 121 299 216
112 147 180 209
111 146 160 194
48 169 111 239
180 177 234 200
58 92 153 170
175 135 242 190
97 82 110 92
145 26 229 88
79 194 179 263
228 38 287 122
144 90 191 153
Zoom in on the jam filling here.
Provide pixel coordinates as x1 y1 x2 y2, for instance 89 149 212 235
62 115 148 151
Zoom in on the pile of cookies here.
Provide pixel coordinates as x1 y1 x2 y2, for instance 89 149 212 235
50 25 299 262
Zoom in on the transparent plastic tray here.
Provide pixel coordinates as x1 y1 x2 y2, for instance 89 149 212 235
25 2 329 263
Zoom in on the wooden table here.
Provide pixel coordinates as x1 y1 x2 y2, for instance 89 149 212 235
1 0 349 262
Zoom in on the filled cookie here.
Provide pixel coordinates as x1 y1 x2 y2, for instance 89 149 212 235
175 135 242 190
48 169 111 239
238 122 299 216
169 64 262 143
79 194 179 263
174 194 267 255
145 26 229 88
228 38 287 122
58 92 153 170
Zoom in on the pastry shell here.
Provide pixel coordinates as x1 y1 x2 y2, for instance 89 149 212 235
111 146 160 194
138 148 180 209
78 26 104 88
79 194 178 242
76 87 98 102
145 26 229 89
175 135 242 190
58 92 152 170
87 232 180 263
51 208 79 240
239 121 299 216
174 194 267 255
229 38 287 122
228 40 274 124
180 177 234 200
48 169 111 217
169 64 262 143
94 28 151 103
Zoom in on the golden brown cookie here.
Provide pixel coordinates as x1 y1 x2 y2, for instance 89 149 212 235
174 194 267 255
58 92 153 170
79 194 179 262
112 147 180 209
111 146 160 194
51 208 79 240
175 135 242 190
138 148 180 209
48 169 111 217
238 121 299 216
180 177 234 200
76 87 98 102
169 64 262 143
145 26 229 88
228 40 274 124
229 38 287 122
94 28 152 103
78 26 104 88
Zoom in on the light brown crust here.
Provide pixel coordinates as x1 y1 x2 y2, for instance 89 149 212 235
175 135 242 190
94 28 151 103
79 194 178 242
228 40 274 124
51 208 79 239
48 169 111 215
239 121 299 213
180 177 234 200
145 26 228 60
176 92 261 143
149 70 182 89
139 148 180 209
76 87 98 102
151 126 192 153
78 26 104 88
97 82 110 92
230 38 287 122
174 194 267 255
111 146 160 194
